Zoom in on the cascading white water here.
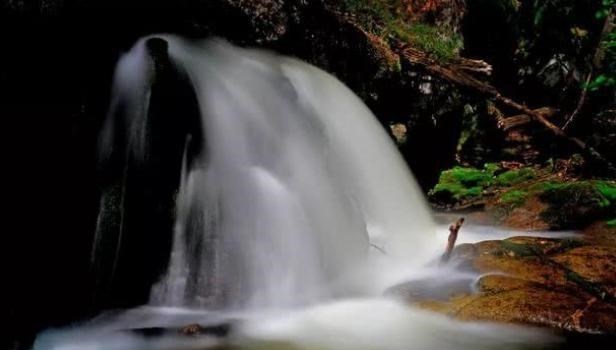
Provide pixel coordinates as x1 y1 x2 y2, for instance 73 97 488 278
35 36 560 350
136 36 438 310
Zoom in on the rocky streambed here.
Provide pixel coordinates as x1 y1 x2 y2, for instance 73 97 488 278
405 162 616 335
415 223 616 333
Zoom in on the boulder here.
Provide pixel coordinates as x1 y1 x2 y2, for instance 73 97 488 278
413 235 616 334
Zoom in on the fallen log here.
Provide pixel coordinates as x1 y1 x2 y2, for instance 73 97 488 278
497 107 559 131
325 8 615 172
396 45 615 173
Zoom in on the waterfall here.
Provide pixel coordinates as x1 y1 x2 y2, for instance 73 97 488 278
99 36 437 311
36 36 558 350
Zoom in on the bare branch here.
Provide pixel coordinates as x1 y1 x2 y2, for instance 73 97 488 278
442 217 464 262
563 69 593 131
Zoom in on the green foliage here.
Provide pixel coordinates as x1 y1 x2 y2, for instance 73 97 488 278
515 0 604 96
391 22 463 61
607 218 616 227
596 181 616 203
495 168 537 186
341 0 463 61
484 162 501 175
596 0 616 19
500 190 529 207
587 0 616 91
586 73 616 91
536 180 616 208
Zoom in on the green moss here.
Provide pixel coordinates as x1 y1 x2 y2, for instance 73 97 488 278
537 181 616 209
450 167 491 186
530 181 564 192
391 58 402 73
389 22 463 61
430 165 612 214
495 168 536 186
341 0 462 61
429 164 501 203
483 163 500 174
500 190 529 207
607 218 616 227
538 181 615 229
430 182 483 202
596 181 616 204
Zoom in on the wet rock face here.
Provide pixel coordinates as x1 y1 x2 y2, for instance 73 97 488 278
456 275 616 333
415 231 616 334
93 37 203 310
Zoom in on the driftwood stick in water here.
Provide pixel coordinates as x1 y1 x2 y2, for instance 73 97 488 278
442 217 464 262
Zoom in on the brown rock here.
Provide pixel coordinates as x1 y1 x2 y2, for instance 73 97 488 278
583 221 616 248
455 284 616 333
498 197 551 230
420 235 616 333
476 274 535 294
552 246 616 298
419 274 616 333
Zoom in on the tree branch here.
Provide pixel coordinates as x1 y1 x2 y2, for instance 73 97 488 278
397 44 615 173
562 69 593 131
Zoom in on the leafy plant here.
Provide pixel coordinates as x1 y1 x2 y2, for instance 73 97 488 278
596 0 616 20
587 0 615 90
341 0 463 61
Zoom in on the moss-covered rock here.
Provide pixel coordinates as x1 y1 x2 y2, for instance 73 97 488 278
431 164 498 194
494 168 536 186
429 163 539 206
430 162 616 230
428 166 490 203
414 235 616 333
498 189 529 207
538 181 616 229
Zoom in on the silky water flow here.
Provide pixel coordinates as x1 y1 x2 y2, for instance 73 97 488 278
35 37 559 350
